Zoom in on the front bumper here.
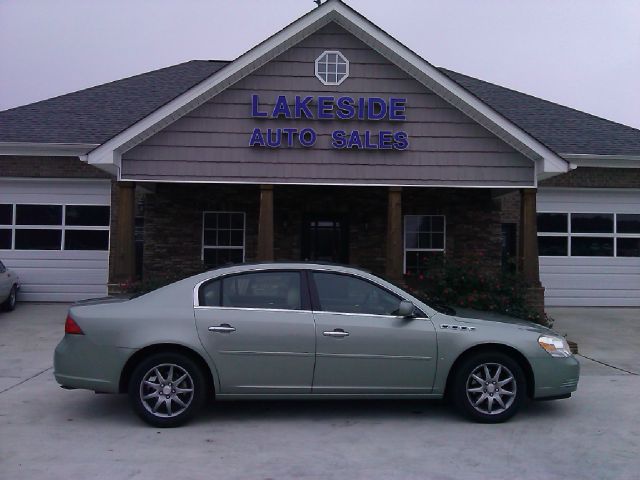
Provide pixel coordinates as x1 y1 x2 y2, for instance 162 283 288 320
532 354 580 400
54 335 134 393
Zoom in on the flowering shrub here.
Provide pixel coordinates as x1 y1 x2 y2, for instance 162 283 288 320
405 256 549 326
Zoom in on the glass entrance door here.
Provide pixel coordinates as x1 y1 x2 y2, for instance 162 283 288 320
301 214 349 263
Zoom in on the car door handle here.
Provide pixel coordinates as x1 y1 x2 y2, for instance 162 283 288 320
208 324 236 333
323 329 349 338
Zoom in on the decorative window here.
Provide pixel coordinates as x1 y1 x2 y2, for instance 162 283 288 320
0 204 110 251
537 212 640 257
315 50 349 85
202 212 245 267
404 215 446 273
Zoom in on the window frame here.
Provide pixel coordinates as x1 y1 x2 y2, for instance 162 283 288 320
314 50 350 86
195 268 311 311
0 203 110 251
201 211 246 267
403 214 446 274
537 211 640 258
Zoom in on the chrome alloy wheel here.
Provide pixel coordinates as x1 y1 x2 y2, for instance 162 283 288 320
139 363 194 418
466 363 517 415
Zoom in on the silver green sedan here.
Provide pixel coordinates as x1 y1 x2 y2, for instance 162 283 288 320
54 263 579 427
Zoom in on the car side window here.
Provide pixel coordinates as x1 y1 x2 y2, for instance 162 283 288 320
221 271 302 310
199 279 221 307
312 272 401 316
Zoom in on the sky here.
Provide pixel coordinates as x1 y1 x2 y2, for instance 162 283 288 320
1 0 639 129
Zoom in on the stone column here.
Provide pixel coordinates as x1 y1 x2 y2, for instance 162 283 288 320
112 182 136 282
256 184 274 261
385 187 403 284
519 188 545 314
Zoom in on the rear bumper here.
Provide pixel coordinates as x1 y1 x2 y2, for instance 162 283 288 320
54 335 134 393
532 355 580 400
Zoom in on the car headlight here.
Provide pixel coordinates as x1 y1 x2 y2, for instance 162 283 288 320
538 335 572 358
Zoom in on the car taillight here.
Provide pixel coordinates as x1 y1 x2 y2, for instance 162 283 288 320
65 315 84 335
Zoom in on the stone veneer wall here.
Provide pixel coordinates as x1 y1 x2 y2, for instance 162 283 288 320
141 184 504 280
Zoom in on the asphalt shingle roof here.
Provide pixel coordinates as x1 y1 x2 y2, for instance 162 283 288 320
0 59 639 157
0 60 227 145
440 68 640 156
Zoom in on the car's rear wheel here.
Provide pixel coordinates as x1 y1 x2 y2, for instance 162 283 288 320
128 352 207 427
1 285 17 311
453 351 525 423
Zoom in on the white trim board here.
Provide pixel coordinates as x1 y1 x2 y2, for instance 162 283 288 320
0 142 98 156
86 0 568 181
562 154 640 169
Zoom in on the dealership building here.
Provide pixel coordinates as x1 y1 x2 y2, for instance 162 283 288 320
1 0 639 308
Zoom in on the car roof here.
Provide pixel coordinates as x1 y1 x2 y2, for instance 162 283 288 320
201 261 372 275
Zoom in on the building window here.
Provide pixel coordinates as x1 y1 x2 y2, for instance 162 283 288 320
537 212 640 257
315 51 349 85
0 203 110 251
404 215 445 273
202 212 245 268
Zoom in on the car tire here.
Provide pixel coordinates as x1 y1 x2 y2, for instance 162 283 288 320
453 351 526 423
1 285 17 312
128 352 207 428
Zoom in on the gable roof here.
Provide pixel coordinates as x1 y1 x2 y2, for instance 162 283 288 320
2 58 639 160
441 69 640 157
0 0 635 171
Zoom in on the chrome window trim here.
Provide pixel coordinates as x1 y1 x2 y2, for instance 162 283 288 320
194 305 313 314
193 267 305 309
193 265 434 317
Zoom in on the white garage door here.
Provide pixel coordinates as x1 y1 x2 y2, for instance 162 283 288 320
538 188 640 306
0 178 111 302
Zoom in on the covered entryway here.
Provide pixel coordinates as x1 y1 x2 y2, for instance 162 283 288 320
538 188 640 306
0 178 111 302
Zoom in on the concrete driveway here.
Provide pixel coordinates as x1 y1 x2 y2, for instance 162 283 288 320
0 303 638 480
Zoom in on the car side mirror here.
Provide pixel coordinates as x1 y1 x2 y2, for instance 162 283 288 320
397 300 416 318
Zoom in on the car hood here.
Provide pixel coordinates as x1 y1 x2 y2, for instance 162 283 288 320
452 308 554 334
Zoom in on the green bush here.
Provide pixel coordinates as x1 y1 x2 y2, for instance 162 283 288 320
404 255 549 326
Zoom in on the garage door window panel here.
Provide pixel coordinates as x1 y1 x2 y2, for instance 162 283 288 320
537 213 568 256
0 204 12 225
16 205 62 225
64 230 109 250
15 229 62 250
63 205 110 251
0 204 12 250
538 212 640 258
0 229 11 250
65 205 110 226
617 238 640 257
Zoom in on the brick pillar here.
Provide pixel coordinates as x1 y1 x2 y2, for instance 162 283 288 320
519 188 545 314
386 187 403 284
257 184 274 261
112 182 136 282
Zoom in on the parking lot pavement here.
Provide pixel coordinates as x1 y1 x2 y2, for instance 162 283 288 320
549 307 640 375
1 304 639 480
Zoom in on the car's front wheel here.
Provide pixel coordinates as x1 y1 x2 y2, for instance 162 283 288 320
128 352 207 427
1 285 17 311
453 351 526 423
